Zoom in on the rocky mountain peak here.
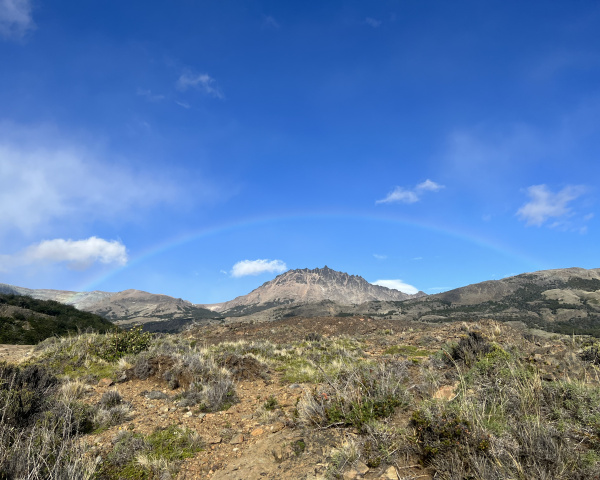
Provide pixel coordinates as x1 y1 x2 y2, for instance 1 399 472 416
209 266 425 313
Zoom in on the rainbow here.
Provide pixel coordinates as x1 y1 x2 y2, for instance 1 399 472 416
77 210 544 293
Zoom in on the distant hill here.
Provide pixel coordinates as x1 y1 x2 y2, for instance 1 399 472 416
0 294 115 344
0 267 424 329
5 267 600 336
0 283 219 328
356 267 600 336
202 266 426 316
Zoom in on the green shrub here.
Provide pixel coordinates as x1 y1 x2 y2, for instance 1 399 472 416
97 425 203 480
93 327 153 362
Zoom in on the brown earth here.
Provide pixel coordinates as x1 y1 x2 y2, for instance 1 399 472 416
12 315 595 480
0 344 34 364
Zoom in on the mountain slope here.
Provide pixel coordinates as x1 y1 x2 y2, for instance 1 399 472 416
359 267 600 335
0 283 218 327
203 266 426 315
0 293 114 344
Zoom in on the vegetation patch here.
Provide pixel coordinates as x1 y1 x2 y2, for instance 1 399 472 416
97 425 203 479
297 361 409 429
383 344 433 356
0 294 114 344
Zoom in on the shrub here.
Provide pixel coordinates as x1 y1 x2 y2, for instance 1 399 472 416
447 331 493 367
97 425 203 480
93 326 153 362
297 361 409 429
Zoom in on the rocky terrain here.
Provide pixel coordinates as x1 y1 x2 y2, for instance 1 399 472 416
4 315 600 479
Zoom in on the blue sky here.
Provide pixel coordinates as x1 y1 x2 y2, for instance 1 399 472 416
1 0 599 304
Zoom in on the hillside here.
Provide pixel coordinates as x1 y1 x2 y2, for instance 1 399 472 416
4 316 600 479
0 283 219 328
0 294 115 344
356 267 600 336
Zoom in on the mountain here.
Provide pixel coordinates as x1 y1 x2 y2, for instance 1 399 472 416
6 266 600 336
0 283 218 328
357 267 600 336
202 266 426 315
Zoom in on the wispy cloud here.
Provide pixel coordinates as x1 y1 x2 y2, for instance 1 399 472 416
0 124 178 236
376 179 444 204
0 0 34 40
517 184 586 227
262 15 280 30
0 237 127 272
231 259 287 278
365 17 382 28
136 88 165 102
372 279 418 295
373 254 387 260
176 71 224 99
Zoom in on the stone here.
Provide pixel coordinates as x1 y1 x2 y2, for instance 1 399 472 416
207 436 222 444
342 469 358 479
251 427 265 436
382 465 398 479
270 422 285 433
356 461 369 475
433 383 457 401
98 378 113 387
230 434 244 445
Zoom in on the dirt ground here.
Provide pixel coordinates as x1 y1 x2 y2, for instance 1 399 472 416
0 344 34 364
6 315 584 480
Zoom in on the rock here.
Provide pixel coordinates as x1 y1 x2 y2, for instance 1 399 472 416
356 461 369 475
207 436 222 444
343 469 358 479
98 378 113 387
433 384 457 401
251 428 265 436
382 465 398 479
289 383 302 389
270 422 285 433
230 434 244 445
184 411 193 417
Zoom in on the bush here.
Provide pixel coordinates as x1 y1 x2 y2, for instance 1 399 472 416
0 364 97 479
297 361 409 429
93 326 153 362
447 331 493 367
97 425 203 480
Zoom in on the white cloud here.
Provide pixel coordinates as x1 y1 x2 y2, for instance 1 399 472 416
416 179 443 192
372 279 419 295
373 254 387 260
376 179 444 204
517 184 585 227
0 237 127 271
365 17 382 28
0 125 178 236
231 259 287 278
176 71 224 98
0 0 34 40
